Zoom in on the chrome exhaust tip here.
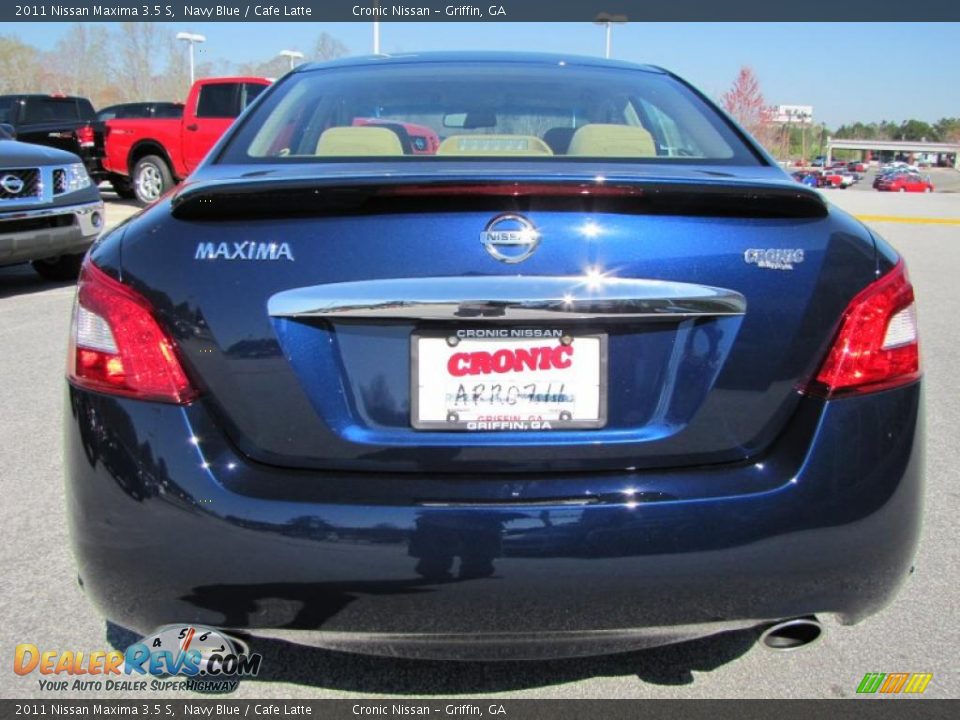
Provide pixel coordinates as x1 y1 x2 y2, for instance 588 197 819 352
759 616 823 651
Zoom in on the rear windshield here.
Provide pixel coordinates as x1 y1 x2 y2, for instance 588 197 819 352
23 97 88 123
154 103 185 119
98 103 148 121
221 62 761 166
196 82 268 119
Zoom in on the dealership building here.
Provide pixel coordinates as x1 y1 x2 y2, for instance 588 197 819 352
826 138 960 168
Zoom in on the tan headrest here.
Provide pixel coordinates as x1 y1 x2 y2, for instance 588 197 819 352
567 124 657 157
437 135 553 156
315 126 404 156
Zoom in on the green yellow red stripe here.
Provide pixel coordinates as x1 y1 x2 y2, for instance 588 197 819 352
856 672 933 694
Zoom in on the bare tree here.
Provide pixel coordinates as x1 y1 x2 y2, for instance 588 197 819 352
48 24 112 102
314 32 349 61
153 34 191 102
196 58 234 81
113 23 165 101
236 55 290 79
0 35 45 94
2 29 350 107
721 66 775 151
721 67 768 132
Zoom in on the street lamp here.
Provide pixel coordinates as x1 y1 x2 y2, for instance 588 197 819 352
176 32 206 86
279 49 304 70
372 0 381 54
593 14 627 59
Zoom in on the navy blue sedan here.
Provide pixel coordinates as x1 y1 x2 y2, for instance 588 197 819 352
65 53 922 660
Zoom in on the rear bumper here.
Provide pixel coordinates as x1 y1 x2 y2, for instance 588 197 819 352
0 200 103 265
64 383 923 658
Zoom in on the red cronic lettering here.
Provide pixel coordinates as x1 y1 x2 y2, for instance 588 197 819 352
447 353 470 377
538 347 553 370
552 346 573 368
469 352 492 375
514 348 539 371
492 350 514 373
447 345 575 376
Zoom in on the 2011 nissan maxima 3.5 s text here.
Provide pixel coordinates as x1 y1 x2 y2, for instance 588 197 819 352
65 53 922 660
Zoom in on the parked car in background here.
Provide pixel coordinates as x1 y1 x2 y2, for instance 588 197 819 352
0 126 103 280
820 169 845 188
67 52 922 660
847 162 865 173
873 169 922 189
101 77 270 205
0 93 103 182
881 161 918 174
791 171 819 188
836 171 858 187
96 103 186 198
352 117 441 155
876 173 934 193
96 102 184 122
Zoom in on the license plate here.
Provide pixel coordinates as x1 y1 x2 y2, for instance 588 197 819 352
412 331 607 430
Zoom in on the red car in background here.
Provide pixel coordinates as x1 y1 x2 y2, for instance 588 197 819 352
876 174 934 193
352 117 440 154
820 170 844 188
102 77 270 204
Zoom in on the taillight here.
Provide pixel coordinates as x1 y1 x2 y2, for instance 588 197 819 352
806 259 920 397
67 259 198 404
76 124 95 148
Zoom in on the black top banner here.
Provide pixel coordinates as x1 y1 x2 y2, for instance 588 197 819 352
4 0 960 22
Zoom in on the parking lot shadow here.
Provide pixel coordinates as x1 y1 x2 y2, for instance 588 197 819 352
0 264 75 300
106 622 761 694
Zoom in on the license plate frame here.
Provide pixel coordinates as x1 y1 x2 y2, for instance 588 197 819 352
410 329 608 431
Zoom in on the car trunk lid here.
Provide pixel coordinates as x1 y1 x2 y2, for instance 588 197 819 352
119 170 876 473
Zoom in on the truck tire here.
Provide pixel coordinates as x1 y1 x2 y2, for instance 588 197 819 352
109 174 136 200
133 155 174 205
31 253 84 281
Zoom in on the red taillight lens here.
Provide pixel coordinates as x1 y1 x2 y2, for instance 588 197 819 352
76 125 95 148
806 259 920 397
68 259 198 404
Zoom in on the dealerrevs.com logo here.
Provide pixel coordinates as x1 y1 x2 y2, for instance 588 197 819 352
14 625 261 693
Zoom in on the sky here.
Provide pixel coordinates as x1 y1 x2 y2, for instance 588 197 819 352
7 22 959 128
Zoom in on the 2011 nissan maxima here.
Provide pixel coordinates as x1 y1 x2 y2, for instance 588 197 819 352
65 53 922 660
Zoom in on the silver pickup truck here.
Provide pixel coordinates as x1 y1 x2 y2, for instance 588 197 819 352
0 125 104 280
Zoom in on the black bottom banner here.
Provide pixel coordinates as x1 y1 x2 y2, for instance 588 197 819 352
1 699 956 720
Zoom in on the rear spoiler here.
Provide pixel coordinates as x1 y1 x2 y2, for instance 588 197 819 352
170 176 828 221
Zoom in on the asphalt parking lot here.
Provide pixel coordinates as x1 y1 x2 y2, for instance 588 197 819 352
1 184 958 700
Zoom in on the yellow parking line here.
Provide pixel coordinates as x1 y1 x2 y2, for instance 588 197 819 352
855 215 960 225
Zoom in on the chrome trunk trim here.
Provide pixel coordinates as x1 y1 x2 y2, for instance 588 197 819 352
268 276 746 321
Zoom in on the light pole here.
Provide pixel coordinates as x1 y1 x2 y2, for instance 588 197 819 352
593 14 627 59
279 49 304 70
176 32 206 86
372 0 381 53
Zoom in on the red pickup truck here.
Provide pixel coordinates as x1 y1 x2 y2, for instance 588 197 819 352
102 77 270 204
